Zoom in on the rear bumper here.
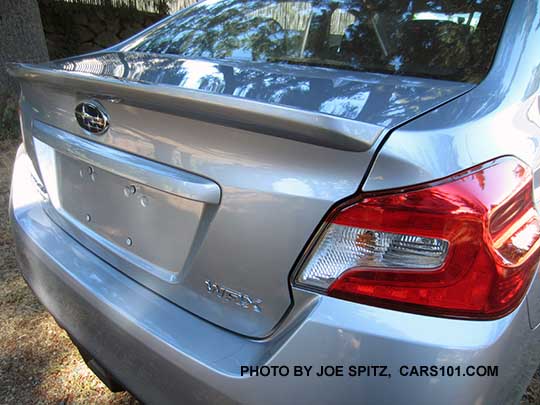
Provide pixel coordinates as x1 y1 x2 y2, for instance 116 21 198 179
10 144 540 405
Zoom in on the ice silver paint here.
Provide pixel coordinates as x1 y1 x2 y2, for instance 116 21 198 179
8 0 540 403
8 56 473 337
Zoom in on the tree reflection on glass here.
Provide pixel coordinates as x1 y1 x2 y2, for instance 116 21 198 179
127 0 511 83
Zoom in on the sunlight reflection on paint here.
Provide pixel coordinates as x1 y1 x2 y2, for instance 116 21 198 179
179 60 224 91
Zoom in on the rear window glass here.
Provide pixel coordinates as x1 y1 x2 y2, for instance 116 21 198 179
125 0 512 83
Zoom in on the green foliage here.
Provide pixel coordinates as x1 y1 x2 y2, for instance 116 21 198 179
0 94 20 141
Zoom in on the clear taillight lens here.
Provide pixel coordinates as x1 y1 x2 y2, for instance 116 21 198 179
295 157 540 319
298 226 449 289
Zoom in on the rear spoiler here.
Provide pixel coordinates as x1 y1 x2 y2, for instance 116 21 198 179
8 63 383 152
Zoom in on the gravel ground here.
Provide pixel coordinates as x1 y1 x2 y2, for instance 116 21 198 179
0 137 539 404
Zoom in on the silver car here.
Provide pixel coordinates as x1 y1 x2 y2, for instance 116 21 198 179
8 0 540 403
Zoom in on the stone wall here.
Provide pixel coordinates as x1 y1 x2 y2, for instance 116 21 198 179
38 0 164 59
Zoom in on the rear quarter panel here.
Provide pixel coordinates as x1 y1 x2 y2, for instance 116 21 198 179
363 0 540 331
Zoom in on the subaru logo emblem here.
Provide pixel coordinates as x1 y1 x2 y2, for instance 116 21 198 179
75 101 110 134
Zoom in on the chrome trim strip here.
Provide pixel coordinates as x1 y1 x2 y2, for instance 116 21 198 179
32 120 222 204
9 63 383 152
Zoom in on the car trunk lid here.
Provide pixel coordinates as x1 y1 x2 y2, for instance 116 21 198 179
9 53 473 337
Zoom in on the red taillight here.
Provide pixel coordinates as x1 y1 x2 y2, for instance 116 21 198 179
296 157 540 319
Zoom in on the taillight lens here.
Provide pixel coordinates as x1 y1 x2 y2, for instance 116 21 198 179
296 157 540 319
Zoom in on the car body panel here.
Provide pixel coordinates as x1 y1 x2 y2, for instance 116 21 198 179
363 0 540 193
8 53 472 337
40 51 472 130
359 0 540 332
10 145 540 405
8 0 540 401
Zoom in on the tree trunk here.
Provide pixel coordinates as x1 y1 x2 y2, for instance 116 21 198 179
0 0 49 96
